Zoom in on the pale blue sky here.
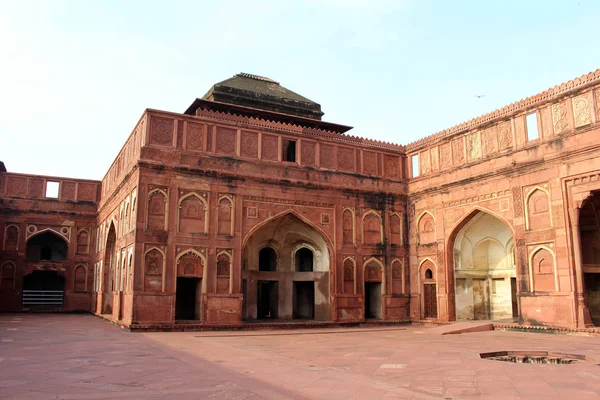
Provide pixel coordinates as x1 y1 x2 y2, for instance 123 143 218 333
1 0 598 180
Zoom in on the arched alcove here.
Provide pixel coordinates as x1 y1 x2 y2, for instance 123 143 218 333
242 212 331 322
450 210 517 321
26 231 68 262
580 192 600 325
102 224 116 314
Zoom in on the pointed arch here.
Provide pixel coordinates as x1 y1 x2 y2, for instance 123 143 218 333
529 245 558 292
242 209 334 253
26 227 69 243
147 188 168 230
26 229 69 262
363 257 385 295
4 224 19 251
391 258 405 294
362 210 383 245
342 208 355 245
76 229 90 255
178 192 208 233
525 186 552 230
216 250 232 294
342 256 356 294
389 212 403 246
1 261 16 289
417 210 436 244
217 195 234 236
74 264 87 291
176 248 206 278
144 246 165 292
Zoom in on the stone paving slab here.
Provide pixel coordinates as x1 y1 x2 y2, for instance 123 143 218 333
2 314 600 399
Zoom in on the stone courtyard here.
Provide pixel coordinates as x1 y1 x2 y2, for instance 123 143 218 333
1 314 600 399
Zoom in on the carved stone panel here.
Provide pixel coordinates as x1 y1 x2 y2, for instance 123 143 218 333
6 176 27 197
186 123 204 151
418 213 436 244
320 144 335 169
77 183 96 202
439 142 452 169
552 101 570 134
572 93 592 128
498 121 513 150
29 179 44 199
540 106 552 138
150 117 174 146
261 134 278 161
514 116 526 148
595 89 600 121
215 127 236 155
467 131 481 160
452 137 465 164
240 131 258 159
482 126 498 156
421 150 431 175
301 140 316 167
384 155 401 178
61 182 76 201
337 147 355 172
363 151 377 175
430 147 439 171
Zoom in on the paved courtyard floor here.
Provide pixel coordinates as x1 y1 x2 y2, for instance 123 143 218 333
1 315 600 399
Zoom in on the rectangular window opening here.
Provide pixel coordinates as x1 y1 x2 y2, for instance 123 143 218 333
282 139 297 163
526 113 539 141
45 181 60 198
411 154 420 177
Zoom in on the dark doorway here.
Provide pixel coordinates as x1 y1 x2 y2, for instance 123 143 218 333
423 283 437 318
175 277 201 320
26 231 68 261
293 281 314 319
22 271 64 311
259 247 277 272
295 248 314 272
510 277 519 318
364 282 382 319
257 281 278 319
242 279 248 320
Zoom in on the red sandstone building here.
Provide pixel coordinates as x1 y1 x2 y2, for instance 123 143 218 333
1 70 600 329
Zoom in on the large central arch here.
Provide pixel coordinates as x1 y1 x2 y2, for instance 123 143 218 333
102 223 116 315
447 209 518 321
242 211 332 321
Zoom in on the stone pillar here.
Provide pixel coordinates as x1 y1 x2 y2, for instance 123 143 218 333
570 206 593 328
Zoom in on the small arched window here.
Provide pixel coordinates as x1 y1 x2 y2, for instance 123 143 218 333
295 248 314 272
425 269 433 279
259 247 277 272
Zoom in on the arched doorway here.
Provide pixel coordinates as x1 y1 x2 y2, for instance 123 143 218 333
102 224 116 314
242 212 331 321
363 258 383 319
449 211 517 321
580 192 600 325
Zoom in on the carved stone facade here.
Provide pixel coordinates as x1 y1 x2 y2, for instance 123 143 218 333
2 69 600 330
